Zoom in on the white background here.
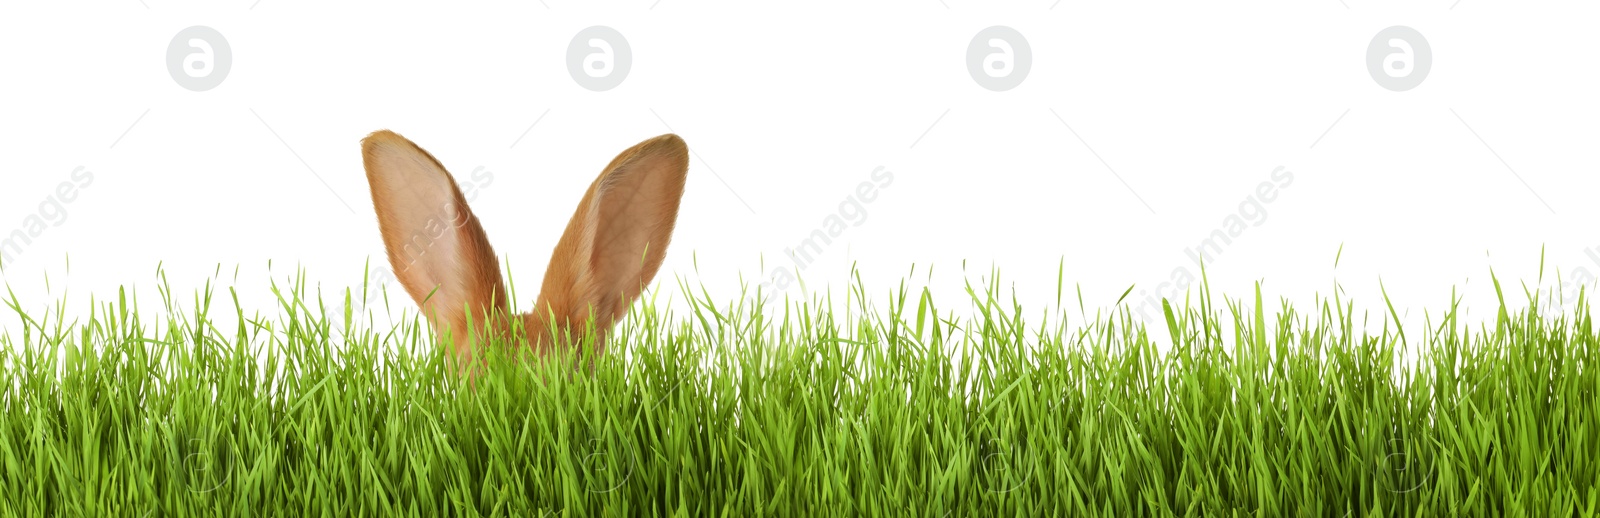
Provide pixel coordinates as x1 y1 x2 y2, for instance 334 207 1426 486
2 1 1598 348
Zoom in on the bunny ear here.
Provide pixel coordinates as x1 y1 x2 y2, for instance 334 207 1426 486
362 130 509 353
535 134 689 341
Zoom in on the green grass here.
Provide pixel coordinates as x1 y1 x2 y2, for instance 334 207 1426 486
0 263 1596 517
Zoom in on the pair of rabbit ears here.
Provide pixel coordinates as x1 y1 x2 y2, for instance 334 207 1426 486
361 130 689 343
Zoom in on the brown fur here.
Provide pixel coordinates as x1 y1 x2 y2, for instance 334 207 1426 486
361 130 689 374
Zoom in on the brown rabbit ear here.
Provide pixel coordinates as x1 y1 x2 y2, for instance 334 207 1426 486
362 130 509 355
535 134 689 339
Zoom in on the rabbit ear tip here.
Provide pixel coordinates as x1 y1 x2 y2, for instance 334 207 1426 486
648 133 686 151
362 129 409 151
